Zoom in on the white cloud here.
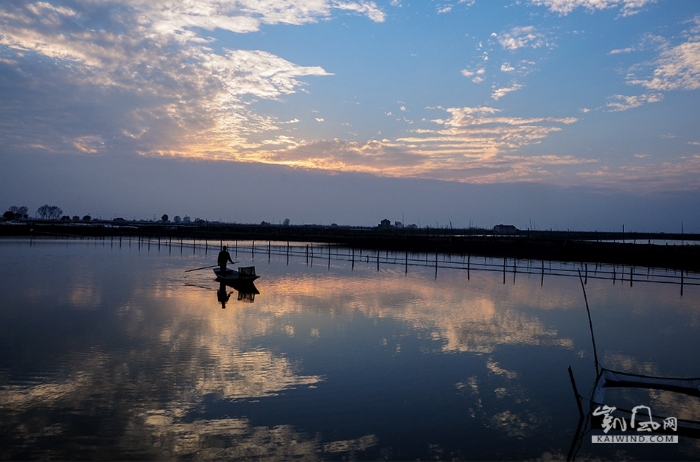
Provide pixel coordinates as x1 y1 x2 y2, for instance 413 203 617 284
498 26 547 51
500 62 515 72
315 118 325 122
605 93 663 112
609 47 634 55
579 107 591 113
492 83 524 100
0 1 393 160
252 106 581 183
333 1 386 23
531 0 656 17
73 135 105 154
461 68 486 83
628 40 700 91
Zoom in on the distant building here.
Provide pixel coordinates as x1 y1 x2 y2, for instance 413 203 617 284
493 224 518 235
394 221 403 229
378 219 392 230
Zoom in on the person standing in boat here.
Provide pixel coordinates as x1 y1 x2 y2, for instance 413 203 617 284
218 246 234 275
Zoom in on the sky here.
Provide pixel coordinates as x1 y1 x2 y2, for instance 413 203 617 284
1 0 699 231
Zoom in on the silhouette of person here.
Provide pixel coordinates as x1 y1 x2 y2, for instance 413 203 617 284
218 246 234 275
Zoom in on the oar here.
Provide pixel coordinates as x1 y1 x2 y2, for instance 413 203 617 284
184 264 219 273
184 263 240 273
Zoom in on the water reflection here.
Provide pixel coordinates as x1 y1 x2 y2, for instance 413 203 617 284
217 280 259 308
0 239 698 460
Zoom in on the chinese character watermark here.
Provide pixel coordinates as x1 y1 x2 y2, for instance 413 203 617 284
592 404 678 437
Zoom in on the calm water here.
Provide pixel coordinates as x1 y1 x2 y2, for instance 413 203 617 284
1 238 699 461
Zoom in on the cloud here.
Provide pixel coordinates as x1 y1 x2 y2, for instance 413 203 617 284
609 47 634 55
627 39 700 91
461 68 486 83
333 1 386 22
0 1 386 161
492 83 524 100
500 62 515 72
73 136 105 154
251 106 581 184
577 155 700 192
531 0 656 17
604 93 663 111
498 26 548 51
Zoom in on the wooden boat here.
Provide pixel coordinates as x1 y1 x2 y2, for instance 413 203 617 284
213 266 259 282
588 367 700 438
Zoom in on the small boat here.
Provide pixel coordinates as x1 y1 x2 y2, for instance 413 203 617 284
213 266 259 282
588 367 700 438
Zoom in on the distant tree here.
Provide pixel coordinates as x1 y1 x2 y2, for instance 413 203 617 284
173 216 181 224
37 205 49 219
37 205 63 220
48 206 62 220
161 214 169 222
2 211 15 220
72 215 80 222
182 215 191 224
60 215 71 222
82 215 92 222
9 206 28 219
282 218 290 226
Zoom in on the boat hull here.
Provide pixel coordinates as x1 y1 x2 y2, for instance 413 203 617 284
213 267 259 282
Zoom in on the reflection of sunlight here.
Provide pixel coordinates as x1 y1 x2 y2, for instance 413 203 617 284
68 285 101 309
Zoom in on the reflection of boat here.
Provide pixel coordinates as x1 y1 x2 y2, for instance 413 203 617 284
214 266 259 282
217 279 259 306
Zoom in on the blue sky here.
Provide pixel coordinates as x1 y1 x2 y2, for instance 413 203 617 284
1 0 699 230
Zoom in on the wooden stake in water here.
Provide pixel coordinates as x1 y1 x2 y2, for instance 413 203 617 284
578 269 599 373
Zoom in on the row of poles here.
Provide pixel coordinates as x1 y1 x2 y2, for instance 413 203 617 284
25 235 698 295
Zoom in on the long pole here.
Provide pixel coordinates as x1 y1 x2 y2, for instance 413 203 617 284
578 269 599 373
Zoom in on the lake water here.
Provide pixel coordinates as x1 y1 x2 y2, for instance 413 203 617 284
1 238 699 461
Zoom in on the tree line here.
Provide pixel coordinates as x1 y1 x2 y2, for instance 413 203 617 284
3 206 199 224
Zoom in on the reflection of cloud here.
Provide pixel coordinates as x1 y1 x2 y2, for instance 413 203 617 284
141 413 378 460
490 410 546 438
262 270 575 356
